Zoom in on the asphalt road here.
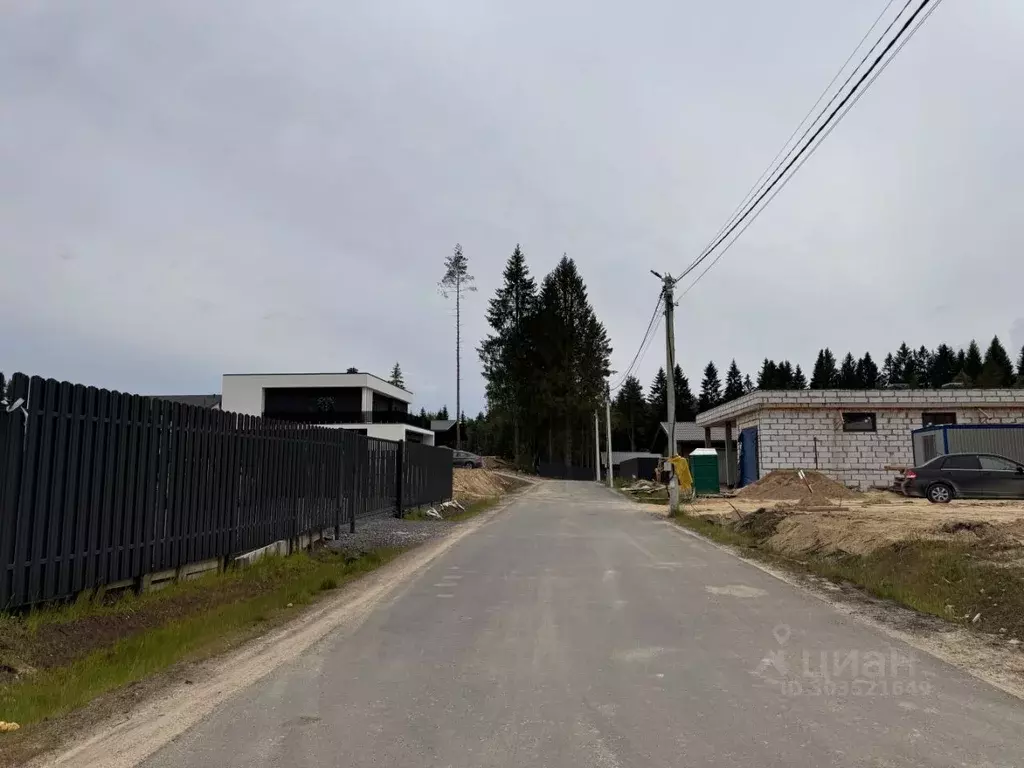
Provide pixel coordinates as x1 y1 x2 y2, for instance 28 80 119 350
143 481 1024 767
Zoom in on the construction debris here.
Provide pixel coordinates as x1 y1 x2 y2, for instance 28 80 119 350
0 721 20 732
622 480 662 494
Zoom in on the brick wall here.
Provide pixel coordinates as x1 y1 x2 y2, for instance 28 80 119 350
696 389 1024 490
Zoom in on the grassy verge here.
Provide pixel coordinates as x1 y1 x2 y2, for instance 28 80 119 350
0 545 405 754
670 511 1024 639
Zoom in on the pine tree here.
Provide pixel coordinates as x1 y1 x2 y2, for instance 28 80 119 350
723 360 745 402
438 243 477 448
438 405 450 420
856 352 879 389
612 375 646 451
757 359 778 390
963 340 984 384
388 362 405 389
673 364 697 421
479 244 538 464
929 344 957 388
837 353 859 388
776 361 794 389
743 374 755 394
810 349 838 389
792 364 807 390
697 362 722 413
955 349 967 376
914 346 932 387
979 335 1015 387
1016 345 1024 387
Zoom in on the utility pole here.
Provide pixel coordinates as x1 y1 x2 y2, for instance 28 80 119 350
605 386 614 488
593 410 600 482
651 271 677 458
651 270 678 514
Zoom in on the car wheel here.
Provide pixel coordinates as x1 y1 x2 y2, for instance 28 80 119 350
463 462 476 469
927 482 953 504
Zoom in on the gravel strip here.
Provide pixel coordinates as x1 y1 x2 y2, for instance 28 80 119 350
327 515 458 555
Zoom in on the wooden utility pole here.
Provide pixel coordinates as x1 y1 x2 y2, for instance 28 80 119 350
651 270 678 514
605 388 614 489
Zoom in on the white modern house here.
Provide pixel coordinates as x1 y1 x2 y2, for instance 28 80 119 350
220 372 435 445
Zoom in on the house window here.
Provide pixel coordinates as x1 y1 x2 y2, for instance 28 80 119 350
842 412 876 432
922 411 956 427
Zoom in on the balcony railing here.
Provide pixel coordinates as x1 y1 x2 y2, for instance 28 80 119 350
263 409 433 430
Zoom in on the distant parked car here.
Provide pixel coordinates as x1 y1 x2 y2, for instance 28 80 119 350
452 449 484 469
902 453 1024 503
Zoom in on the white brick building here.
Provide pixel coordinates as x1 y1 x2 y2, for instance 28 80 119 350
695 389 1024 490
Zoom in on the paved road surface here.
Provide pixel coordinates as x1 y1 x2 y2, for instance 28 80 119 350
144 481 1024 767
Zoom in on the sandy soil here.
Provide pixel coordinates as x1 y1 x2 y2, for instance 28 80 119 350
452 468 524 500
678 494 1024 557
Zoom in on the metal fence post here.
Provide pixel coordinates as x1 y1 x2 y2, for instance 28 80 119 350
394 441 405 518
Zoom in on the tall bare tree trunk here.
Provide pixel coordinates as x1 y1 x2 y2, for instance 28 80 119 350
513 414 520 468
564 413 572 468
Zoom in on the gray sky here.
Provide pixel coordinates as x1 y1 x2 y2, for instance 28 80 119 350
1 0 1022 413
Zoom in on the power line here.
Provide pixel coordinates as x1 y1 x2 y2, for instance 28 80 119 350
700 0 909 259
610 294 663 390
675 0 939 286
678 0 945 298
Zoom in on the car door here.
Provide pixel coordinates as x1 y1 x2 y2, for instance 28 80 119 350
978 455 1024 498
939 454 983 497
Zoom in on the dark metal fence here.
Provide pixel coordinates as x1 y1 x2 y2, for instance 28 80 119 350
0 373 453 609
537 462 596 481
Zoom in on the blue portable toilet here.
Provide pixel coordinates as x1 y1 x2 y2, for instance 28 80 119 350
738 427 759 488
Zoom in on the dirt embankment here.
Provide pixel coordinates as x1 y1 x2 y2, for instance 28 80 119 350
453 468 525 501
674 470 1024 559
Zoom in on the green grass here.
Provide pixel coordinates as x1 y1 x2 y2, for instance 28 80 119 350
0 547 404 730
669 512 1024 637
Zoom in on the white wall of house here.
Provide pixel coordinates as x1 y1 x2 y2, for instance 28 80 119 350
361 423 435 446
221 372 413 417
697 389 1024 489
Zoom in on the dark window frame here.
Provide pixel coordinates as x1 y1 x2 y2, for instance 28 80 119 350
922 411 957 427
841 412 877 433
941 454 982 470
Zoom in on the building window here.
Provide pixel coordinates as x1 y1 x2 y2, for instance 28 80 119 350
842 412 876 432
922 411 956 427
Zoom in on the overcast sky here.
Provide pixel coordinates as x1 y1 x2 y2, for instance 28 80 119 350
1 0 1022 413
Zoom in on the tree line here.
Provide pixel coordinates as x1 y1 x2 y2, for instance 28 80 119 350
603 336 1024 453
476 245 611 468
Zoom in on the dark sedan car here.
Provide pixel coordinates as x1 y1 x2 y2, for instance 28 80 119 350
903 452 1024 503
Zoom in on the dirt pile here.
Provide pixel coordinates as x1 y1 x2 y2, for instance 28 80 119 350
452 469 518 500
736 470 859 501
734 507 789 538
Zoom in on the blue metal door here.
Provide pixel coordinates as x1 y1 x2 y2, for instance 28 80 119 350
738 427 759 488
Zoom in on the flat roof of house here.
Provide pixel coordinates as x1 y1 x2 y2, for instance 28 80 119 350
222 371 412 395
696 388 1024 427
660 422 729 442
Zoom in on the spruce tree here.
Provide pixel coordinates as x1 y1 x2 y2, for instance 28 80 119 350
1016 345 1024 387
776 361 794 389
673 364 697 421
837 353 859 388
881 353 897 387
612 376 647 451
963 340 984 384
743 374 755 394
810 349 838 389
388 362 405 389
792 364 807 390
979 335 1014 387
757 359 778 390
856 352 879 389
929 344 957 388
697 361 723 413
479 244 538 464
723 360 745 402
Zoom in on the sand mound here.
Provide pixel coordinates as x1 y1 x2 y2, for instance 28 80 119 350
736 470 859 501
453 468 518 500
